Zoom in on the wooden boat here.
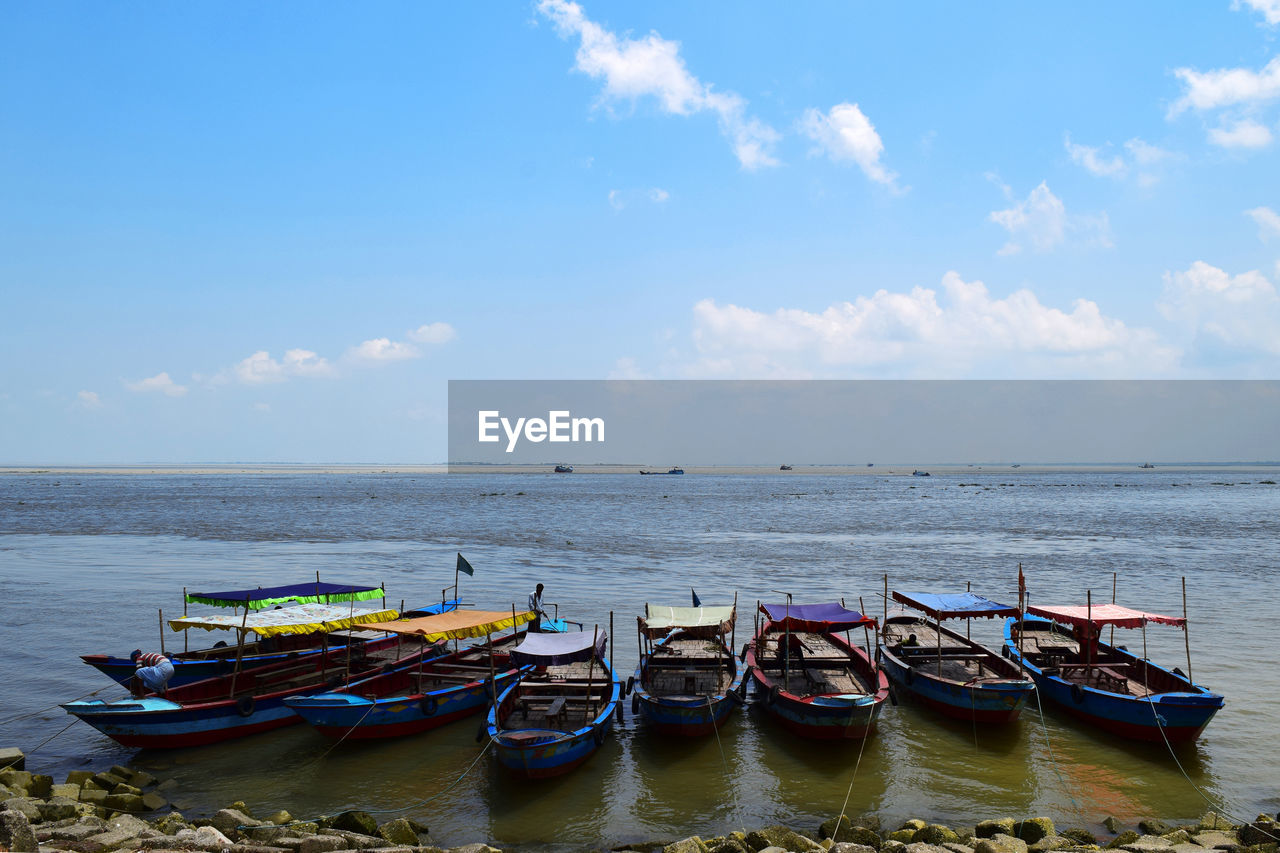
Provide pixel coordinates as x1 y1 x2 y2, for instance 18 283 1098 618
879 591 1034 723
554 465 574 473
746 602 889 740
63 603 434 748
640 467 684 475
631 603 746 736
487 628 621 778
779 464 793 471
284 609 535 739
1003 603 1223 742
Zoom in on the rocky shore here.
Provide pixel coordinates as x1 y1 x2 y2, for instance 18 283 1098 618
2 749 1277 853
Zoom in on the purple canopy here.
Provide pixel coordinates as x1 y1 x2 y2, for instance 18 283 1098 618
509 629 608 666
892 591 1019 620
185 582 383 611
758 602 876 632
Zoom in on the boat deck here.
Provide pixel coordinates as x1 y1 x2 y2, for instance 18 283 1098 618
644 637 734 699
757 632 868 697
884 620 1006 683
505 661 611 733
1017 627 1157 698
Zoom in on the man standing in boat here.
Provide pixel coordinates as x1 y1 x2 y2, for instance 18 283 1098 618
129 649 174 697
528 583 547 632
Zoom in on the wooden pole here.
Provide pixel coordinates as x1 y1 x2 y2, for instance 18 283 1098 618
343 591 356 685
1086 589 1093 674
730 591 738 674
487 628 499 734
883 574 888 629
1182 576 1194 683
158 609 166 655
783 595 792 693
859 596 872 660
228 593 252 698
584 625 599 723
417 634 426 695
966 581 972 641
183 588 189 654
936 612 943 677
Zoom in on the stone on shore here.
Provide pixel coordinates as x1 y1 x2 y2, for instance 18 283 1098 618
0 748 26 771
327 809 379 837
378 818 424 847
821 817 854 841
319 826 386 848
974 833 1028 853
1108 833 1142 850
888 830 920 844
1119 836 1175 852
915 825 961 846
103 791 146 812
882 841 908 853
0 808 38 852
905 842 952 853
1191 830 1239 849
829 845 878 853
1014 819 1055 844
3 796 42 822
664 837 711 853
266 810 294 826
0 769 33 794
978 821 1017 840
818 818 880 851
1062 829 1098 846
36 795 81 822
445 844 502 853
746 826 824 853
901 822 929 833
1029 835 1072 853
213 807 263 837
1239 817 1278 847
1104 819 1124 834
943 843 976 853
65 770 94 787
705 835 749 853
27 773 52 800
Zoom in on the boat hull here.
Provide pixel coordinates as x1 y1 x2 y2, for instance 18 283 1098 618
633 634 746 736
1003 616 1223 743
487 658 621 778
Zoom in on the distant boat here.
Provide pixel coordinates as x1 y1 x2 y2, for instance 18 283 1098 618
866 463 874 468
1140 463 1155 469
1011 464 1021 468
554 465 574 473
641 467 684 475
779 464 793 471
912 470 931 477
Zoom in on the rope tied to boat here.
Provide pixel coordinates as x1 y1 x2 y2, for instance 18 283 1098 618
833 703 873 834
706 695 746 838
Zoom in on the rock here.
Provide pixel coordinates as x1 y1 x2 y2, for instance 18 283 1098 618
79 788 108 805
50 783 82 800
153 811 190 835
129 770 158 788
228 845 292 853
821 817 854 842
1142 823 1176 838
140 792 168 812
881 843 907 853
266 811 293 826
177 825 237 846
916 826 961 846
943 844 975 853
0 769 33 793
249 825 294 844
0 808 38 852
4 795 43 822
1191 831 1239 849
1120 837 1175 852
830 845 878 853
319 827 384 849
901 822 929 833
330 810 379 837
0 748 26 771
38 796 82 822
707 837 749 853
378 819 422 847
112 782 144 796
214 807 264 837
1239 819 1278 848
1109 833 1142 850
102 792 145 812
906 843 950 853
229 800 255 818
65 771 94 787
445 845 503 853
156 778 180 793
1029 836 1071 853
45 821 109 842
978 822 1018 840
745 826 824 853
757 848 789 853
1164 831 1194 846
1105 820 1125 835
92 772 128 790
1015 820 1056 844
888 831 920 844
974 834 1028 853
664 838 711 853
1061 829 1097 846
28 773 53 799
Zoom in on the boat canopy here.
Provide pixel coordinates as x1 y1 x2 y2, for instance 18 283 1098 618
639 604 735 639
758 602 876 632
168 603 399 637
184 582 384 611
509 630 607 666
893 591 1019 620
1028 603 1186 631
378 609 534 642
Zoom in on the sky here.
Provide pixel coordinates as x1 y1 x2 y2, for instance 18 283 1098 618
2 2 1279 463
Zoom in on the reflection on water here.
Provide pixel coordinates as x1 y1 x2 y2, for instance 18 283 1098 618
0 471 1275 848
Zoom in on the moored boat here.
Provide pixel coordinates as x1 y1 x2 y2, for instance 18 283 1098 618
554 465 574 473
284 609 535 739
880 591 1034 723
746 602 888 740
1003 603 1223 742
631 603 746 736
63 603 429 748
487 628 620 778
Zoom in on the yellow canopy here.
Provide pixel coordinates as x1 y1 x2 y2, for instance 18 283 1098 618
379 609 535 642
168 602 400 638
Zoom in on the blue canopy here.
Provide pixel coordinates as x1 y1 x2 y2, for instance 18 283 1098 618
758 602 876 632
892 591 1019 620
509 630 608 666
185 582 384 611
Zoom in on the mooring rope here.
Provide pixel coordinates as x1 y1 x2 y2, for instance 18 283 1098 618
0 684 114 727
0 719 80 772
1030 675 1085 822
834 705 873 831
706 694 746 837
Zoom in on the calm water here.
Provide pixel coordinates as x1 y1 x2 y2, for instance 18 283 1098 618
1 471 1278 849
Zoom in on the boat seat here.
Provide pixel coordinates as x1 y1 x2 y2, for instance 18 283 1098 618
544 696 567 725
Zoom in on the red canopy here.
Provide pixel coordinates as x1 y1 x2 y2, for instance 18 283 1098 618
1028 603 1186 630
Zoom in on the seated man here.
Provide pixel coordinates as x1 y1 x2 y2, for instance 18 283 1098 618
895 633 920 652
129 650 175 698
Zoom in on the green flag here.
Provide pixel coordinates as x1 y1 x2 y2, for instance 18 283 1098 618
456 553 475 576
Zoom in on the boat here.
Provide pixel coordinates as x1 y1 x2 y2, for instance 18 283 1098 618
554 465 574 473
284 609 535 739
1003 603 1223 742
487 628 621 778
1140 463 1155 469
779 465 793 471
912 470 930 477
63 602 433 748
745 602 889 739
79 581 423 688
631 603 746 735
879 591 1034 723
640 467 684 475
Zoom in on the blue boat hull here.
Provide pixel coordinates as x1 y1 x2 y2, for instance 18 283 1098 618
1003 616 1223 742
633 634 746 736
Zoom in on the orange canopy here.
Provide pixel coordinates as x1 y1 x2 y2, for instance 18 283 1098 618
378 609 535 642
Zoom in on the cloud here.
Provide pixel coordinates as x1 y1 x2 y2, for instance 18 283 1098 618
649 187 670 203
1170 56 1280 115
800 102 900 188
1234 0 1280 25
1160 260 1280 354
536 0 779 169
347 337 419 363
125 372 188 397
1066 135 1179 185
608 189 624 211
232 349 333 384
407 322 457 345
987 180 1112 255
1065 135 1127 177
77 390 102 409
684 273 1174 377
1207 118 1274 148
1247 205 1280 239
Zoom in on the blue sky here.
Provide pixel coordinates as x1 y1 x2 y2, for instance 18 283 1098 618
2 2 1279 462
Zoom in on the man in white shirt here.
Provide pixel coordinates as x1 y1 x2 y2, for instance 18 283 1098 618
528 583 546 632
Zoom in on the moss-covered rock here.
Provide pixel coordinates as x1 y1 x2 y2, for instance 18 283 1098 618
78 788 108 805
0 808 37 853
822 817 854 841
127 770 157 788
975 834 1028 853
27 774 52 799
3 796 42 823
745 826 823 853
1239 818 1279 847
663 842 711 853
1028 835 1071 853
901 822 929 833
829 844 877 853
1061 829 1097 846
882 842 908 853
377 818 422 847
1106 831 1140 849
707 837 750 853
978 821 1017 840
890 830 920 844
1014 819 1055 844
915 826 960 846
37 796 81 822
1103 819 1123 835
326 809 377 837
1138 821 1174 837
0 769 34 793
265 810 293 825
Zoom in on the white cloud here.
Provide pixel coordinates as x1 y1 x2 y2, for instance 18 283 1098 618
1247 205 1280 239
77 390 102 409
407 322 457 345
649 187 670 203
988 181 1111 255
608 189 624 211
1170 56 1280 115
685 272 1175 377
348 337 419 363
1065 135 1126 177
1234 0 1280 25
125 372 188 397
1207 118 1274 148
232 349 334 384
801 102 900 188
1124 138 1173 166
536 0 779 169
1160 260 1280 354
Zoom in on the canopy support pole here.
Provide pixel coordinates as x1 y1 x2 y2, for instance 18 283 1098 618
1086 589 1093 676
228 593 251 699
1182 576 1193 684
1110 572 1117 649
343 593 355 685
584 625 599 723
966 581 972 641
487 628 498 731
158 609 166 656
730 591 738 677
783 594 792 694
417 635 426 696
936 612 942 677
859 596 872 661
182 588 189 654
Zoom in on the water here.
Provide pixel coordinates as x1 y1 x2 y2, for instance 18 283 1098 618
1 470 1278 848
